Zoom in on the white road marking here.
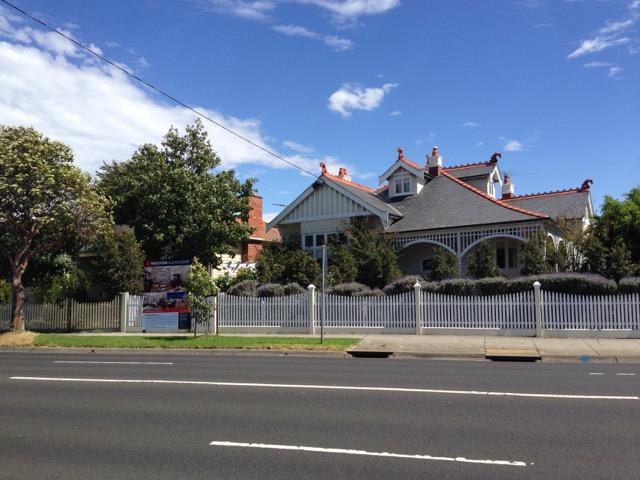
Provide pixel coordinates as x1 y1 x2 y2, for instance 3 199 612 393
209 441 528 467
588 373 605 375
53 361 173 365
616 373 636 376
9 377 639 401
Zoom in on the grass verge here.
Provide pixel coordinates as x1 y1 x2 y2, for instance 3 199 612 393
32 334 356 351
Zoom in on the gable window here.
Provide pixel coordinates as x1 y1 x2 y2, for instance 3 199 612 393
394 176 411 195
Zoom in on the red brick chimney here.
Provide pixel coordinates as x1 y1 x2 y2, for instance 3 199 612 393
501 175 515 199
337 167 351 181
247 195 265 238
426 146 443 176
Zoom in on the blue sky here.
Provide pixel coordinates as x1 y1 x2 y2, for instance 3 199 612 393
1 0 638 221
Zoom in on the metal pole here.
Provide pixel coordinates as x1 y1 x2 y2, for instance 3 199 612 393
321 244 326 344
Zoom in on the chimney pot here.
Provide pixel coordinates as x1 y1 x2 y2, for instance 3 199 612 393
426 146 443 176
501 175 515 199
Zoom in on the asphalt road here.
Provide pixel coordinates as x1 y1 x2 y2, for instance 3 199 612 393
1 350 639 480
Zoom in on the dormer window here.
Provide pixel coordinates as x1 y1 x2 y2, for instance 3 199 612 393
394 176 411 195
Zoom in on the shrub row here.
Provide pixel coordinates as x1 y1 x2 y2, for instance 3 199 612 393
223 274 640 297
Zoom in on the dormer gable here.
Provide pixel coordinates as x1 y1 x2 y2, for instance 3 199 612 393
379 148 425 198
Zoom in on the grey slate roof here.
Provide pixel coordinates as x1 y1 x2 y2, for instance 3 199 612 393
445 164 496 179
384 174 545 233
503 191 590 220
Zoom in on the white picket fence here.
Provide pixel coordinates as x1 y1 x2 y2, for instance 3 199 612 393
542 291 640 333
218 293 308 328
422 291 535 334
319 292 414 329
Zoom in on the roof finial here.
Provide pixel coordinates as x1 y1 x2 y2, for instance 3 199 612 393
489 152 502 164
397 147 404 160
319 161 327 175
579 178 593 192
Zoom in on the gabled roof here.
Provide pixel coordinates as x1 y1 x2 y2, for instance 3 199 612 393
443 161 500 181
502 189 592 220
323 173 403 218
384 172 547 233
378 148 424 183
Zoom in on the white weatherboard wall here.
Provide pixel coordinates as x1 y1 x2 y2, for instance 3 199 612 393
280 183 370 223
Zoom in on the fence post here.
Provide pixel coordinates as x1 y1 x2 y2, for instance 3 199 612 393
414 281 422 335
208 296 217 335
308 284 316 335
533 281 543 337
119 292 129 333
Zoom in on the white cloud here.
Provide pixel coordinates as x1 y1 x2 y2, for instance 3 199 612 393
0 13 361 181
389 110 401 116
105 40 120 48
568 15 636 59
476 141 485 147
294 0 400 20
272 24 352 50
328 82 397 117
283 140 315 153
598 19 634 35
608 66 622 77
203 0 276 20
503 139 524 152
568 35 631 58
463 121 479 127
629 0 640 9
583 61 615 67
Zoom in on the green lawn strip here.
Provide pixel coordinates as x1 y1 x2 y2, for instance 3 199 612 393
33 334 357 351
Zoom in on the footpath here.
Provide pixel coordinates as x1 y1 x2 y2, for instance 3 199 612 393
349 335 640 362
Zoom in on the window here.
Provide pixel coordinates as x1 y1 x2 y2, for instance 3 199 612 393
302 232 342 259
393 176 411 195
304 235 313 248
315 234 326 247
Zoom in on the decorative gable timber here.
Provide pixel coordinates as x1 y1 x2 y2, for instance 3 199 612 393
272 182 373 226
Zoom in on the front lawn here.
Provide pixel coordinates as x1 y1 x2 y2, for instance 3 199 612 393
32 334 356 351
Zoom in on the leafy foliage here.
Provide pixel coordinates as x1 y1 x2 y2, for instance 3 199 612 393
185 257 216 333
467 241 501 279
0 278 9 304
255 243 320 287
97 120 254 266
327 244 358 285
90 228 145 298
382 275 426 295
226 280 259 297
328 282 373 296
0 125 111 330
345 218 401 288
520 232 549 276
618 277 640 294
428 247 458 281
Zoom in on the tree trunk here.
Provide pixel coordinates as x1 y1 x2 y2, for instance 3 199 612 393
9 254 29 332
10 271 26 332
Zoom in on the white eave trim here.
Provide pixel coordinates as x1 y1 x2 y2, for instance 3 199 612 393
378 160 423 184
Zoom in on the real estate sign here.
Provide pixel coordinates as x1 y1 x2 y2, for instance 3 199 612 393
142 259 191 330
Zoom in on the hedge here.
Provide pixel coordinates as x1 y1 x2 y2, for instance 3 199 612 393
619 277 640 294
382 276 427 295
227 281 305 297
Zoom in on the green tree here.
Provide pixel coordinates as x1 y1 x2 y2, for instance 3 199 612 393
31 253 89 303
185 257 216 336
347 218 401 288
467 241 501 278
428 246 458 281
256 243 320 287
0 126 111 331
520 232 549 276
544 236 558 272
90 228 145 298
598 187 640 265
0 278 11 304
327 244 358 285
97 120 254 266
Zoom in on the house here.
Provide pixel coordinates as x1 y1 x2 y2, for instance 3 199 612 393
266 147 593 278
212 194 281 278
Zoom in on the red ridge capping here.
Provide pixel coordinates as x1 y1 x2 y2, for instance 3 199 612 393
443 161 493 171
441 170 548 219
322 172 375 193
502 188 581 201
399 157 423 170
